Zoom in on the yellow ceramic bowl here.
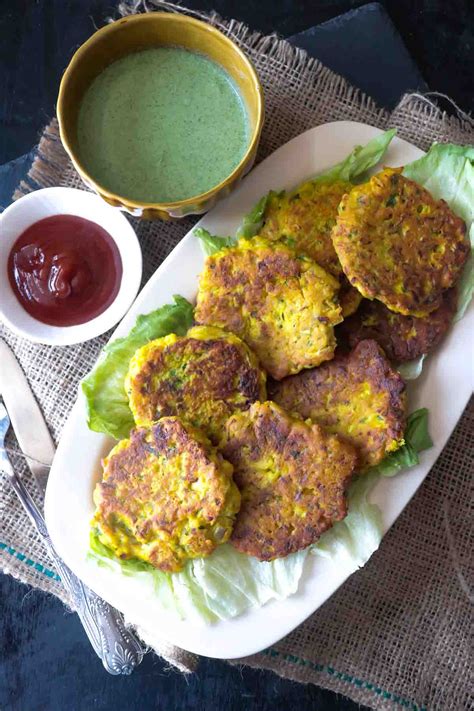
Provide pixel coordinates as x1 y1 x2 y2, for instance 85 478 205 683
57 13 264 220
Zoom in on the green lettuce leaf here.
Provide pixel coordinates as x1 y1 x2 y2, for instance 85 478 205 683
455 227 474 322
316 127 397 183
402 144 474 222
237 129 396 239
397 354 426 381
89 408 431 623
368 408 432 478
82 296 194 440
236 191 282 240
405 408 433 452
89 532 308 623
90 530 153 574
194 227 236 256
403 144 474 322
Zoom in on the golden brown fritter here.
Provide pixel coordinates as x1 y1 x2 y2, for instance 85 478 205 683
332 168 469 317
260 180 352 275
91 417 240 573
125 325 266 442
337 289 457 363
219 401 357 561
269 339 406 469
259 181 362 318
194 237 342 380
339 278 363 318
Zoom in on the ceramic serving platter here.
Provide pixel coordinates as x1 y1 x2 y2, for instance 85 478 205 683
44 121 474 659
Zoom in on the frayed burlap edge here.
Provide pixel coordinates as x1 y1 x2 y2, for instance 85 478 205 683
12 120 69 200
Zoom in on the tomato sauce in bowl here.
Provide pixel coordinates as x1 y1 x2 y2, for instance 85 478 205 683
8 215 123 327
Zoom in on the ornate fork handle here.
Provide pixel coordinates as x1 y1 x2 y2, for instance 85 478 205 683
5 462 144 674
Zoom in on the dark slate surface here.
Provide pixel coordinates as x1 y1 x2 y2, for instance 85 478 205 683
0 151 35 211
287 3 428 110
0 2 470 710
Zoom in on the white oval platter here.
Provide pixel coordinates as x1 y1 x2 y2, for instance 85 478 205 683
44 121 474 659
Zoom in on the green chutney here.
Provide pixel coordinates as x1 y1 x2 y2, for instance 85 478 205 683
77 47 250 203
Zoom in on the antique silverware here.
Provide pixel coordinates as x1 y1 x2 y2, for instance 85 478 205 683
0 339 144 674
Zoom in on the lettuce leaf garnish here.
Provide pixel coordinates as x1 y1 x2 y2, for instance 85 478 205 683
89 530 308 624
397 355 426 381
82 296 194 440
236 191 282 240
316 127 397 183
194 227 236 256
236 129 397 240
89 409 431 622
367 408 432 477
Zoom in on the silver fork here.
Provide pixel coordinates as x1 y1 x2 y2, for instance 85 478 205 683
0 403 144 674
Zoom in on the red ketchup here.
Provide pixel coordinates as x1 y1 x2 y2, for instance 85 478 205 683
7 215 123 327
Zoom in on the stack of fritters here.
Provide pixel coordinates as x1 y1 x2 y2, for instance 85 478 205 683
93 322 359 568
259 180 362 317
332 168 468 317
92 162 469 571
332 168 468 360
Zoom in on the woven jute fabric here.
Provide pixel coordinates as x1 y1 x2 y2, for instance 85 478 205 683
1 2 473 709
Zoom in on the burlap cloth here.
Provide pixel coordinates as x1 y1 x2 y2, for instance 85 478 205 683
1 1 472 708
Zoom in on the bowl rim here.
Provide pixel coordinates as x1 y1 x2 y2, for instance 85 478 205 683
57 12 265 211
0 187 143 346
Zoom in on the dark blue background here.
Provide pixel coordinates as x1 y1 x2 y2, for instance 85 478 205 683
1 2 471 710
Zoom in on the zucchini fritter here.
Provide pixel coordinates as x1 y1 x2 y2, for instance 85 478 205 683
219 401 357 561
260 180 362 317
338 289 457 362
339 279 363 318
269 339 406 469
332 168 469 317
260 180 352 275
125 325 266 442
195 237 342 380
91 417 241 573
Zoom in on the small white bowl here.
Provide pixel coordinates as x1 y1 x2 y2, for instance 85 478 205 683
0 187 142 346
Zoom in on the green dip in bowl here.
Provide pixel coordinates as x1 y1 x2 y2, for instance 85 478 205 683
77 47 250 204
57 13 264 219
